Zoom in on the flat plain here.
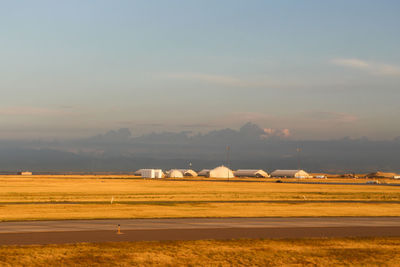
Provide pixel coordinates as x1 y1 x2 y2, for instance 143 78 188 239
1 237 400 266
0 175 399 221
1 175 400 266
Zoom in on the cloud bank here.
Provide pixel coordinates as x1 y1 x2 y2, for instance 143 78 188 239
331 58 400 76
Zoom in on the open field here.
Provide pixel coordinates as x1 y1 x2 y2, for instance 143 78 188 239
1 237 399 266
1 203 400 221
1 176 400 202
0 176 399 221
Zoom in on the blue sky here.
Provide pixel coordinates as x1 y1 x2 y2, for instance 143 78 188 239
0 0 399 139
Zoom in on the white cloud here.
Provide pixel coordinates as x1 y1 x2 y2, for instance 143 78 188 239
331 58 370 70
331 58 400 76
261 128 291 139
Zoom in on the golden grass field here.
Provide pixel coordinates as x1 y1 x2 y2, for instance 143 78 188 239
0 175 399 221
1 237 399 266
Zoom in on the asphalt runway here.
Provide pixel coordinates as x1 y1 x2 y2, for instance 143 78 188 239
1 217 400 245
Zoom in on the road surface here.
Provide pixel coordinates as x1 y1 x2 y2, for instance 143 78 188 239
0 217 399 245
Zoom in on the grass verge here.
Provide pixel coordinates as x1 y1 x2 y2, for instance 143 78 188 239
1 202 400 221
0 237 399 266
1 177 399 220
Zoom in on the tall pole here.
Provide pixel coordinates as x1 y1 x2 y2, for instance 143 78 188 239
296 147 301 170
226 145 230 181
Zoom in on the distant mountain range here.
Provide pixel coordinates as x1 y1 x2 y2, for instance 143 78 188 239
1 122 399 173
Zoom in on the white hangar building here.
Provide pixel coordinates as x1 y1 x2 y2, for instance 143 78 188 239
208 165 235 178
270 169 311 178
167 169 184 178
141 169 164 178
234 169 270 178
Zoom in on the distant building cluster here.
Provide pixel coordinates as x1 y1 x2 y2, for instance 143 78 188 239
14 168 399 180
134 166 314 179
134 167 400 180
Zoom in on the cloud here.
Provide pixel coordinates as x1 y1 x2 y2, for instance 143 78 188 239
331 58 370 70
210 110 360 140
281 128 291 137
331 58 400 76
261 128 291 139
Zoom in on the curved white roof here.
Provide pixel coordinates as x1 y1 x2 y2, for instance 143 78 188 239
167 169 184 178
234 169 269 178
184 169 198 177
270 169 310 178
209 165 234 178
168 169 198 177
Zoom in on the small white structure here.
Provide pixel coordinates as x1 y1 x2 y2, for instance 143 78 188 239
198 169 210 176
270 169 311 178
208 165 234 178
394 176 400 179
166 169 197 177
20 171 33 175
141 169 164 178
234 169 269 178
167 169 184 178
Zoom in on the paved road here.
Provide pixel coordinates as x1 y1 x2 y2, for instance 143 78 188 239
1 217 399 245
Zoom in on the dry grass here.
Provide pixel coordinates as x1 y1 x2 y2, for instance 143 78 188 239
1 202 400 221
0 176 399 221
0 237 399 266
1 176 399 202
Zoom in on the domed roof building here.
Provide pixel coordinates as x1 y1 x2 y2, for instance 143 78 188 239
234 169 269 178
167 169 184 178
183 169 198 177
270 169 311 178
208 165 234 178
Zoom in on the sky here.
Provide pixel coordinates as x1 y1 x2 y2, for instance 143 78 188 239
0 0 399 140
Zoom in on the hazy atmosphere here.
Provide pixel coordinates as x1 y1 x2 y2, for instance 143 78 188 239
1 1 400 172
1 3 400 265
1 0 400 140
